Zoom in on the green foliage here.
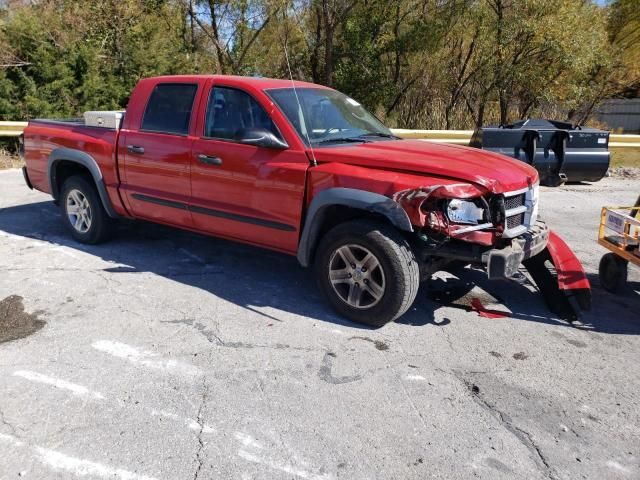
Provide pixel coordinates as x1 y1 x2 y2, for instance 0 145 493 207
0 0 207 119
0 0 637 128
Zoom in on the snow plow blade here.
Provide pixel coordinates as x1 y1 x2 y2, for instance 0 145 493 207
523 231 591 321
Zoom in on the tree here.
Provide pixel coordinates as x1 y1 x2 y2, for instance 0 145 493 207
0 0 633 129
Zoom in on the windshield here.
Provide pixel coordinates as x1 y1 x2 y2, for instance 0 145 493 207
266 87 394 146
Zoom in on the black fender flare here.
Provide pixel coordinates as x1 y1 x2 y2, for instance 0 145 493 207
47 147 119 218
297 187 413 267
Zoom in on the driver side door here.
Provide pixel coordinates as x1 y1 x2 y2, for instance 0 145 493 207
190 84 307 253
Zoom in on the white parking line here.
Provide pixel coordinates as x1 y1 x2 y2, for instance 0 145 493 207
0 231 79 258
234 432 263 449
91 340 202 377
0 433 158 480
13 371 105 399
12 369 215 436
238 449 332 480
150 410 215 434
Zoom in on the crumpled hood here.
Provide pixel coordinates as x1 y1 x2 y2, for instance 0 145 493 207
309 139 539 193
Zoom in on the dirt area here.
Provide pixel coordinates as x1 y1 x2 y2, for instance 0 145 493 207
611 149 640 169
608 166 640 179
0 295 45 344
0 150 22 170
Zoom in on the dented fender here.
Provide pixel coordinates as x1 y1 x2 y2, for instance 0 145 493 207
393 183 485 226
523 230 591 321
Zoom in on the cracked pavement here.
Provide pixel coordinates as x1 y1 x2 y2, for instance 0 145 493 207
0 168 639 479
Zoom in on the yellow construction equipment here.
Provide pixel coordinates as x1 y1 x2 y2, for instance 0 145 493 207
598 195 640 292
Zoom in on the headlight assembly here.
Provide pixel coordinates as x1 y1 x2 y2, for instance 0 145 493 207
446 199 486 225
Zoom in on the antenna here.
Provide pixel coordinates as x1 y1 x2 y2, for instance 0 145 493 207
283 39 317 166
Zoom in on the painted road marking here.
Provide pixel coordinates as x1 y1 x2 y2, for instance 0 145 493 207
13 370 105 399
236 432 332 480
150 409 215 434
91 340 202 377
12 370 215 435
238 449 332 480
0 433 158 480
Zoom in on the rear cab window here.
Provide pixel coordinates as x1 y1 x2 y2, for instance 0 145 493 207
141 83 198 135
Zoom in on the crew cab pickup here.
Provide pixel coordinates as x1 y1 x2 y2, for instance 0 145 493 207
21 75 591 325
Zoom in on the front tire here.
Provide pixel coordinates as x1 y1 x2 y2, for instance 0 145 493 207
314 219 420 327
60 175 112 244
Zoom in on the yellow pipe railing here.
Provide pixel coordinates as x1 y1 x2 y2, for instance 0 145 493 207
1 122 639 151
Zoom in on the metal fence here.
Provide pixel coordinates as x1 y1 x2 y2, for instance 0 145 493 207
2 121 639 152
0 121 28 137
594 99 640 133
390 129 640 151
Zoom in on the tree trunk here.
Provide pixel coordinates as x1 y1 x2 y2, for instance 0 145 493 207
322 1 334 86
207 0 227 74
499 89 508 125
310 5 322 83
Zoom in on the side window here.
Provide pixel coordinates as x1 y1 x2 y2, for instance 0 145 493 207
141 83 198 135
204 87 280 141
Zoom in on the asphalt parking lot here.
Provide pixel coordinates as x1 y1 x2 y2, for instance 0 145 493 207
0 168 639 480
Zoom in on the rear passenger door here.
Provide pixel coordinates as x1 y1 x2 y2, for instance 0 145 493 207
121 82 201 227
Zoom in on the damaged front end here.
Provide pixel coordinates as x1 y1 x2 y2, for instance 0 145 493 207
395 183 591 321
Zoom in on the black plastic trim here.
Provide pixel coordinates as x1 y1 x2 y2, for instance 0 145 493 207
131 193 296 232
47 148 120 218
131 193 188 210
22 166 33 190
296 187 413 267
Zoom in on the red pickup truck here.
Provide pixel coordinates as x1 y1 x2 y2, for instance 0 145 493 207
21 75 590 326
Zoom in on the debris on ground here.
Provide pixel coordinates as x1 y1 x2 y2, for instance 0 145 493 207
469 297 510 319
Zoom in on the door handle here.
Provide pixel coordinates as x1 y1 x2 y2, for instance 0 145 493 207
197 154 223 166
127 145 145 154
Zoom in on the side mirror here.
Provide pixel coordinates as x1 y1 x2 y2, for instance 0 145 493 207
235 128 288 150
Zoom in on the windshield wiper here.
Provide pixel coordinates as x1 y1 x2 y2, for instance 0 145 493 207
355 132 400 140
314 137 369 145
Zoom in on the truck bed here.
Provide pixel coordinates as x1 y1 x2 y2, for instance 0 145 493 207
23 118 121 198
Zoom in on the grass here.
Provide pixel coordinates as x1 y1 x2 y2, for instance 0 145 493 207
0 148 23 170
610 149 640 169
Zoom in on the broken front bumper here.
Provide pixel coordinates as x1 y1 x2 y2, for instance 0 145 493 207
485 220 549 280
523 230 591 321
418 219 591 320
486 222 591 320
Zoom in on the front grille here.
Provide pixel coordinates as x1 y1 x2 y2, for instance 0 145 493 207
504 193 525 211
501 184 539 238
507 213 524 229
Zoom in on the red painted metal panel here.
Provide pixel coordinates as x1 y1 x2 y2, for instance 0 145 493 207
546 231 591 292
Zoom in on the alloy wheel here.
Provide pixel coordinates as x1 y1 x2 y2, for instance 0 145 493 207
66 189 92 233
328 244 386 309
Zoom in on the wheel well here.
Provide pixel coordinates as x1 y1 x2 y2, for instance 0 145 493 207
52 160 92 201
308 205 394 263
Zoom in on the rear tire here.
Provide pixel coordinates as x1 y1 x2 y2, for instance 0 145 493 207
314 219 420 327
60 175 113 244
598 252 628 293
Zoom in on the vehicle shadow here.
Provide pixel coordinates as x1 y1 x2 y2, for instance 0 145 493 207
1 200 638 333
397 266 640 335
